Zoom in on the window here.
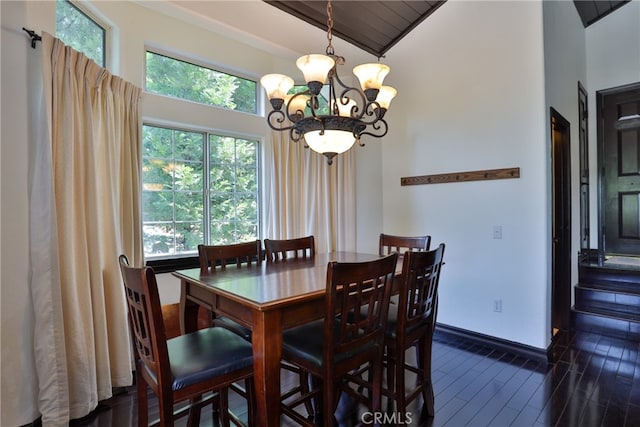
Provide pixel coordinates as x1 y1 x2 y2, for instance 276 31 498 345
145 51 257 114
56 0 106 67
142 125 259 259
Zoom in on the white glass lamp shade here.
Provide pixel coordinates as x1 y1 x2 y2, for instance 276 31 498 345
337 98 357 117
260 74 294 100
304 130 356 154
352 63 390 90
374 86 397 109
296 54 335 84
285 94 309 117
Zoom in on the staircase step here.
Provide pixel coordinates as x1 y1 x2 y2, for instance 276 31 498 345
579 264 640 290
572 307 640 341
574 285 640 316
576 262 640 340
577 280 640 295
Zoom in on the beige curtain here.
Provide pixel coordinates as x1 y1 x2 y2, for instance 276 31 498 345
264 130 356 253
29 32 142 425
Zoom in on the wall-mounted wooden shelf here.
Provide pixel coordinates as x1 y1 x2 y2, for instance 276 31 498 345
401 167 520 186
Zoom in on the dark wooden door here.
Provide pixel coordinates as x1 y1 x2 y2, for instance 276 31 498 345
551 108 571 333
599 83 640 256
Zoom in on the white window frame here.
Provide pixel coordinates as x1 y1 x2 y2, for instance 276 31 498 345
56 0 111 69
142 122 261 260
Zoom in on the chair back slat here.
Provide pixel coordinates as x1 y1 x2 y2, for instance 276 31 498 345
399 244 445 335
119 255 170 384
198 240 262 273
325 253 398 360
264 236 315 262
379 233 431 256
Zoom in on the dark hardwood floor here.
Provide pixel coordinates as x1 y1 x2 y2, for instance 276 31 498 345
66 329 640 426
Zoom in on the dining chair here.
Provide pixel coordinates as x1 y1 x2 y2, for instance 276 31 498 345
264 235 315 262
197 240 262 340
196 241 261 413
263 235 317 417
198 240 262 272
378 233 432 325
384 243 445 418
378 233 431 256
279 253 399 426
118 255 255 427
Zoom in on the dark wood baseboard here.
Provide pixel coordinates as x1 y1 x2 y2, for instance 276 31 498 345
435 323 551 365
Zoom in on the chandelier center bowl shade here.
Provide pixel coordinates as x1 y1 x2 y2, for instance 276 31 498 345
260 0 397 164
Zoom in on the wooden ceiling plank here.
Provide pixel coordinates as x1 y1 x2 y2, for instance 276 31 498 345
265 1 631 56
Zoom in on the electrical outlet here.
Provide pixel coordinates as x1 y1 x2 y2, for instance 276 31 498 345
493 225 502 240
493 299 502 313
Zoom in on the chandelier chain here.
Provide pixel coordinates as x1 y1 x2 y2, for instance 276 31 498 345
325 0 334 56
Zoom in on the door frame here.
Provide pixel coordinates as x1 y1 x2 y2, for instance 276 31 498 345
597 81 640 260
551 107 572 334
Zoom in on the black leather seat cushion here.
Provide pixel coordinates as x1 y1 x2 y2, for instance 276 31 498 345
143 327 254 391
214 316 252 341
282 319 377 368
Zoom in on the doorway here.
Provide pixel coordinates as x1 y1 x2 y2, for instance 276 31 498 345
551 108 571 335
598 82 640 259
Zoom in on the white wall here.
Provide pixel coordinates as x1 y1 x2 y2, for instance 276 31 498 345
585 0 640 249
0 1 383 424
381 0 550 349
542 0 587 306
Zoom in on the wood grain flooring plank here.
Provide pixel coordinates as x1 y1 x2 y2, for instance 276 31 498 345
63 329 640 427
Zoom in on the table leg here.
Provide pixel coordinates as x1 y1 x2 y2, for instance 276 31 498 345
179 280 199 334
252 309 282 427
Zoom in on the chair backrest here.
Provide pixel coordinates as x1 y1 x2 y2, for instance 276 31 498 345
324 253 398 364
379 233 431 256
119 255 170 385
263 236 315 263
197 240 262 273
396 243 445 338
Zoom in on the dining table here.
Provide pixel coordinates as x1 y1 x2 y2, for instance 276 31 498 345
173 251 397 426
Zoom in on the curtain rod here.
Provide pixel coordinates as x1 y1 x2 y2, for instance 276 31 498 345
22 27 42 49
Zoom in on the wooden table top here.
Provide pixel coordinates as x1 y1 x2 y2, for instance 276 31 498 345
173 251 387 310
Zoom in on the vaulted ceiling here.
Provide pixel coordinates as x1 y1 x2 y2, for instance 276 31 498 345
264 1 446 58
573 0 630 27
263 0 632 58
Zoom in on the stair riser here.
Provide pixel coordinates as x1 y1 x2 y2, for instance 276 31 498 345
579 266 640 289
576 263 640 340
572 311 640 341
574 287 640 316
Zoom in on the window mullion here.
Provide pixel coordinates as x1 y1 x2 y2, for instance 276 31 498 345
203 132 211 245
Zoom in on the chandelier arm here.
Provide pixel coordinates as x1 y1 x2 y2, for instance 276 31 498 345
327 72 340 116
307 94 322 118
339 87 367 119
290 127 304 143
344 100 384 126
330 64 351 89
358 119 389 140
286 91 311 122
266 110 296 132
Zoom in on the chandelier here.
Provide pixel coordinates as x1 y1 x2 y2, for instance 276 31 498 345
260 0 396 164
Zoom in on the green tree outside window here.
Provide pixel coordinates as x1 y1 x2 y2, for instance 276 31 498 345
146 51 257 114
56 0 105 66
